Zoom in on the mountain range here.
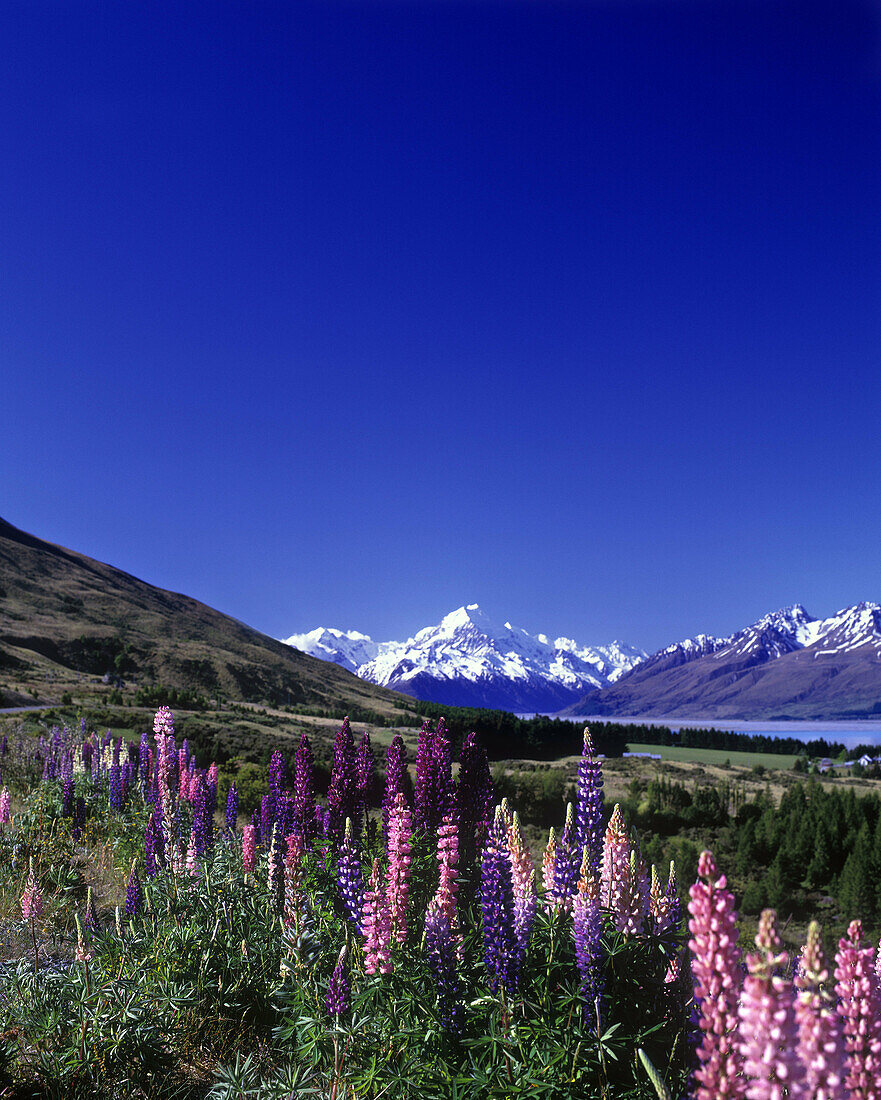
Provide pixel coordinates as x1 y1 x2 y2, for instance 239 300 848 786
286 602 881 721
283 604 646 713
0 516 403 715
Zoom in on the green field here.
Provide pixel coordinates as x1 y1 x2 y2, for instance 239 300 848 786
625 741 800 770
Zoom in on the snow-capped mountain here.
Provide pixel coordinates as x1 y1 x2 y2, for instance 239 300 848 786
563 602 881 721
282 605 646 713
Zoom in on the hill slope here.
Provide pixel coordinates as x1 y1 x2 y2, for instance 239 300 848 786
0 516 404 712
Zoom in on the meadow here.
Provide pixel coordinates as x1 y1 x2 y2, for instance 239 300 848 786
0 711 878 1099
624 742 800 770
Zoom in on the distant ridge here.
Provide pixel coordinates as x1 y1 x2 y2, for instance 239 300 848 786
561 603 881 721
0 516 404 711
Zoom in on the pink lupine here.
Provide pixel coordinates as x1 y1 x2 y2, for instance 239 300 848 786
795 920 847 1100
434 813 460 939
283 832 304 928
600 804 630 912
0 786 10 825
385 790 412 944
185 829 199 876
21 870 43 922
834 919 881 1100
507 810 537 957
737 909 805 1100
687 850 746 1100
650 865 674 934
242 823 256 873
541 826 557 910
363 856 392 975
178 749 189 799
188 770 200 802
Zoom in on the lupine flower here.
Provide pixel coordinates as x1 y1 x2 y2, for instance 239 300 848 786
574 728 604 872
600 804 630 912
21 862 43 922
267 823 283 910
425 901 463 1032
480 807 517 995
124 865 144 917
84 886 99 933
431 718 454 827
507 811 536 964
61 777 74 819
326 717 357 841
738 909 805 1100
193 775 213 855
434 813 460 948
226 783 238 836
74 913 92 963
552 802 581 913
326 947 351 1018
283 832 304 928
573 851 604 1007
109 762 123 811
382 735 407 835
185 830 199 877
835 919 881 1100
188 770 200 802
0 786 10 825
385 791 412 945
338 818 365 933
250 808 262 849
687 850 745 1100
268 750 286 805
292 733 317 844
178 748 190 799
144 814 160 877
363 856 392 975
355 730 377 828
261 793 275 844
542 826 557 907
796 920 847 1100
242 824 256 874
413 720 436 831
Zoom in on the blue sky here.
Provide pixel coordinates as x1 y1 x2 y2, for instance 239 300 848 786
3 1 881 654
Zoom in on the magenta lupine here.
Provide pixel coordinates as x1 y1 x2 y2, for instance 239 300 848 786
795 920 847 1100
178 748 189 799
21 864 43 922
0 785 11 824
431 718 454 826
413 720 436 831
687 849 746 1100
737 909 805 1100
363 856 392 975
283 832 304 928
573 854 604 1007
338 818 365 933
574 727 604 872
382 735 407 835
326 946 351 1018
242 823 256 874
480 807 517 995
834 919 881 1100
326 717 357 841
434 813 460 944
124 865 144 917
385 790 413 945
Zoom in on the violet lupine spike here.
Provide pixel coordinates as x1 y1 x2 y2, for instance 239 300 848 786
432 718 454 826
109 763 123 812
226 783 238 836
326 946 351 1018
144 814 160 877
456 732 494 848
363 856 392 975
425 901 464 1032
834 919 881 1100
193 776 213 855
480 807 517 995
382 735 407 835
795 920 848 1100
413 720 436 831
261 793 276 845
326 717 357 842
574 727 604 872
737 908 806 1100
354 731 376 829
573 853 604 1007
385 791 413 945
552 803 581 913
124 865 143 917
268 749 286 805
292 733 317 844
61 777 74 819
337 818 365 933
687 850 746 1100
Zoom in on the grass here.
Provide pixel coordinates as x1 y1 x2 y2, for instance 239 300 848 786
625 741 800 770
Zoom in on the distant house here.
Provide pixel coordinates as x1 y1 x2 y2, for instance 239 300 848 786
858 754 875 767
818 758 833 772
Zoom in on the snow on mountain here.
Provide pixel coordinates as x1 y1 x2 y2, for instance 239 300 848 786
281 605 647 711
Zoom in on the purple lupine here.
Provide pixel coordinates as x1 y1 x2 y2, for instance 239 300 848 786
292 733 317 844
268 750 286 803
574 728 604 872
277 791 294 839
337 818 365 933
260 793 275 846
193 775 213 855
326 947 351 1018
413 720 436 830
552 803 582 912
109 762 123 812
145 814 159 877
124 866 143 917
456 731 494 856
573 855 604 1007
326 717 357 841
71 796 86 841
431 718 454 827
425 901 463 1032
480 807 517 995
382 736 407 835
61 777 75 819
355 731 376 829
226 783 238 836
